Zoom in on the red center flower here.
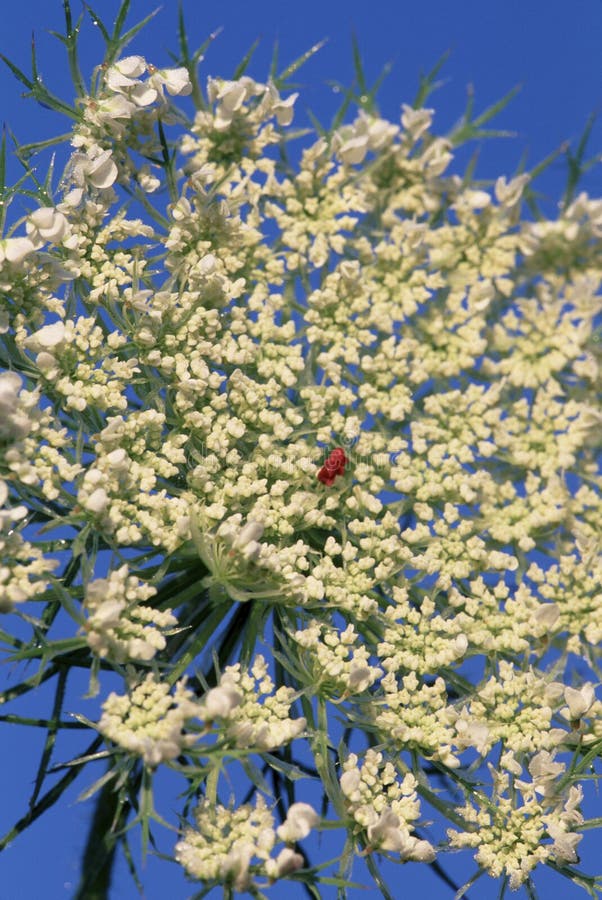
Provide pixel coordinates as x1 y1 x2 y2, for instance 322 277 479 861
317 447 348 486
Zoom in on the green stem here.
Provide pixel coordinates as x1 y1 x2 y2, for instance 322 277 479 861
73 762 142 900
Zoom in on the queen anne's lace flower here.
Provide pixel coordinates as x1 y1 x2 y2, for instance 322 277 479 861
341 749 435 861
0 478 58 609
175 795 316 890
292 619 383 697
206 656 306 751
1 20 600 897
448 754 584 889
97 674 201 767
83 565 177 662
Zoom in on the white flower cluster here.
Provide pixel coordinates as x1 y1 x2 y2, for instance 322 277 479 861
464 662 565 754
75 410 190 550
98 654 306 764
83 564 177 662
340 749 435 861
201 655 306 751
0 372 34 441
65 55 192 200
378 587 468 675
181 75 297 179
175 796 318 891
190 512 329 606
375 671 460 768
207 76 297 131
448 751 585 889
104 55 191 107
0 477 57 609
97 674 201 767
1 23 600 895
0 200 73 270
527 553 602 650
292 619 383 697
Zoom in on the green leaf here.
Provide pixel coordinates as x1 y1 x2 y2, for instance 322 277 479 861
261 752 312 782
30 32 40 84
0 665 58 705
269 39 279 82
364 854 395 900
2 38 79 120
454 867 487 899
156 117 179 203
327 81 355 132
0 127 7 232
76 768 118 804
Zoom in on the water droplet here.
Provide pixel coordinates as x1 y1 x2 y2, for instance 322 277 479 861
332 85 341 94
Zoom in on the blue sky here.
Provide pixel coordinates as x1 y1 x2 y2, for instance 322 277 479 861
2 0 602 200
0 1 601 898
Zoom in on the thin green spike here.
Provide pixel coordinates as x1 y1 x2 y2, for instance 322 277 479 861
2 47 80 119
192 27 223 66
233 37 261 80
106 7 161 67
156 117 178 203
471 83 522 130
117 8 161 51
450 84 521 147
0 54 34 90
269 38 279 82
175 5 222 109
351 32 367 97
306 107 327 139
464 83 476 124
0 127 6 232
30 31 40 84
177 0 190 61
0 714 86 728
83 3 111 44
462 146 481 185
328 83 354 132
277 39 327 86
564 111 598 207
111 0 133 42
366 58 394 111
13 133 73 160
29 667 68 809
414 49 451 108
62 0 86 97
